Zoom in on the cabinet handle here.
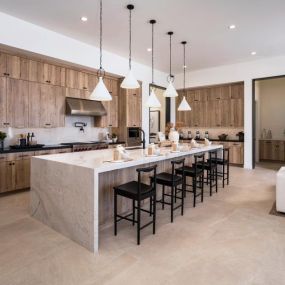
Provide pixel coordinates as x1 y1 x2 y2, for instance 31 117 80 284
46 80 51 83
216 97 221 100
3 122 10 126
83 87 87 90
109 124 112 127
45 123 51 126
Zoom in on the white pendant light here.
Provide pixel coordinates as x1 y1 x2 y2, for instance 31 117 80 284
90 77 112 101
146 19 161 108
121 4 140 89
90 0 112 101
163 31 178 97
178 41 191 111
146 88 161 108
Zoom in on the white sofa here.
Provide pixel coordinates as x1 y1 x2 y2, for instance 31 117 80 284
276 167 285 213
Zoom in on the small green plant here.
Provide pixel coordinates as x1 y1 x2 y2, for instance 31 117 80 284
0 131 7 141
111 133 117 139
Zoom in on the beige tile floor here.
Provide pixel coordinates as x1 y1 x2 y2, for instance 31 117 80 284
1 165 285 285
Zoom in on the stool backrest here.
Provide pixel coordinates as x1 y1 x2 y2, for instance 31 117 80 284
194 153 205 173
208 150 218 168
171 158 185 178
136 165 157 197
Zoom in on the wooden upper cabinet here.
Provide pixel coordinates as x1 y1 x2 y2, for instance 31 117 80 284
78 72 89 90
29 60 44 82
66 69 79 89
230 98 244 127
0 77 7 127
230 83 244 99
6 78 29 128
29 82 41 128
0 53 29 80
43 63 65 86
88 74 98 91
66 88 90 99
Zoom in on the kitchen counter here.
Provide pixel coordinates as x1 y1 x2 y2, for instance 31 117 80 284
30 144 223 253
0 144 70 154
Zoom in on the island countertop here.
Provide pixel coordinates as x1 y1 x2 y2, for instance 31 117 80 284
33 144 223 173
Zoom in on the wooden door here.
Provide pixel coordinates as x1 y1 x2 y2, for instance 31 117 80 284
230 83 243 99
78 72 89 90
29 60 44 82
43 63 65 86
221 99 230 127
110 95 118 127
40 84 56 127
0 77 7 127
135 90 142 127
5 54 21 79
259 140 272 160
29 82 41 128
229 143 244 164
230 98 244 127
126 89 137 127
220 85 231 100
0 52 6 77
14 159 30 190
66 69 80 89
0 161 11 193
88 74 98 91
6 78 29 128
272 141 285 161
211 100 222 127
54 86 65 127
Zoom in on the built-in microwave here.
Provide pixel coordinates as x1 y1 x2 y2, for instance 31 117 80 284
127 127 141 146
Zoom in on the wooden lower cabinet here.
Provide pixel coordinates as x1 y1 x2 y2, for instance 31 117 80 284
259 140 285 161
0 148 72 194
213 141 244 165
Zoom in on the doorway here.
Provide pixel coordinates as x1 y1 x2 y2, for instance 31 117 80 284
253 75 285 170
148 84 170 143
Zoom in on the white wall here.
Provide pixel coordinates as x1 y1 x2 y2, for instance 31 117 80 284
0 12 168 145
175 56 285 169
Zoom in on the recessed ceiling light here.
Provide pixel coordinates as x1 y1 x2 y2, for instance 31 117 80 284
81 16 88 22
251 51 257 55
229 24 236 30
147 48 152 52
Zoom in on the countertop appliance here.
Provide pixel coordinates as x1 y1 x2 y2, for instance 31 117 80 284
60 141 108 152
127 127 142 147
236 131 244 142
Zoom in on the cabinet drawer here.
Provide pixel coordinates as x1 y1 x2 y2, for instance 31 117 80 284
55 148 72 154
6 151 35 161
35 149 55 156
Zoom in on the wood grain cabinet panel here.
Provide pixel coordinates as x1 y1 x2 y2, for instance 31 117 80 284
230 98 244 127
0 161 11 193
229 142 244 165
0 77 7 127
43 63 65 86
260 140 285 161
66 69 80 89
29 60 44 82
6 78 29 128
14 159 31 190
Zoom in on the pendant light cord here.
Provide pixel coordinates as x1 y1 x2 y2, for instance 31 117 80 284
99 0 103 71
169 33 172 78
151 21 154 84
183 43 186 96
129 8 132 70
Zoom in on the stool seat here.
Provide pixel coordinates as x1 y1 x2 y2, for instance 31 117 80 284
176 166 203 177
195 161 216 171
115 181 153 200
155 172 183 186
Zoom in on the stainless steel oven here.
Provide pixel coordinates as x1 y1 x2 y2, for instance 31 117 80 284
127 127 141 146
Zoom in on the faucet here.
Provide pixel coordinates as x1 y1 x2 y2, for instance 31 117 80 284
138 128 146 149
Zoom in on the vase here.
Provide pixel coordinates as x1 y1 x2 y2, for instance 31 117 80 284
168 129 179 143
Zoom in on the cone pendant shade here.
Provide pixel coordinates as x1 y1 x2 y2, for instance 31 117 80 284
178 96 191 111
163 81 178 97
90 77 112 101
146 89 161 108
120 69 140 89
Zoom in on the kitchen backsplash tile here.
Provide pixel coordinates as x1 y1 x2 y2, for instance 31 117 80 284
0 116 108 147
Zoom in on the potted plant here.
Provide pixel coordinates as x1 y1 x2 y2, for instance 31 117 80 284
0 131 7 151
112 133 118 143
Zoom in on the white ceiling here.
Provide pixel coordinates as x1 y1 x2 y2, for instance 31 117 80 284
0 0 285 73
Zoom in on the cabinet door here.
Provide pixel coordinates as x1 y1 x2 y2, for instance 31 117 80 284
126 90 138 127
0 53 6 77
230 83 243 99
29 60 44 82
212 100 222 127
88 74 98 91
0 77 7 127
110 95 118 127
221 99 230 127
260 141 272 160
229 143 244 164
29 82 41 128
40 84 56 127
14 159 30 190
5 54 21 79
230 98 244 127
6 78 29 128
66 69 80 89
43 63 65 86
272 141 285 161
135 91 142 127
0 161 12 193
54 86 65 127
78 72 89 90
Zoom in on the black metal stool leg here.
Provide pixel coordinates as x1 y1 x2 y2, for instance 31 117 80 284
162 185 165 209
201 174 204 202
153 193 156 234
132 199 135 226
215 168 218 193
114 191 117 236
227 162 230 185
222 163 225 188
171 185 174 223
137 200 141 245
149 197 152 216
193 177 196 207
210 170 213 196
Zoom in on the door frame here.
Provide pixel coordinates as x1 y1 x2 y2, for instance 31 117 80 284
252 74 285 168
148 84 168 143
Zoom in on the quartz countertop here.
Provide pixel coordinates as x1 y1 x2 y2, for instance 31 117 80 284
179 138 244 143
33 145 223 173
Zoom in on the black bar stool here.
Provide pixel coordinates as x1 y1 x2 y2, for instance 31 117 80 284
114 165 157 245
152 158 185 223
209 147 230 188
176 153 205 207
197 150 218 196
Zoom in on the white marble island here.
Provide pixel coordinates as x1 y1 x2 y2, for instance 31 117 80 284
30 145 222 253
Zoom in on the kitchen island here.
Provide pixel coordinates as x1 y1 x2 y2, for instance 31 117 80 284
30 145 223 253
